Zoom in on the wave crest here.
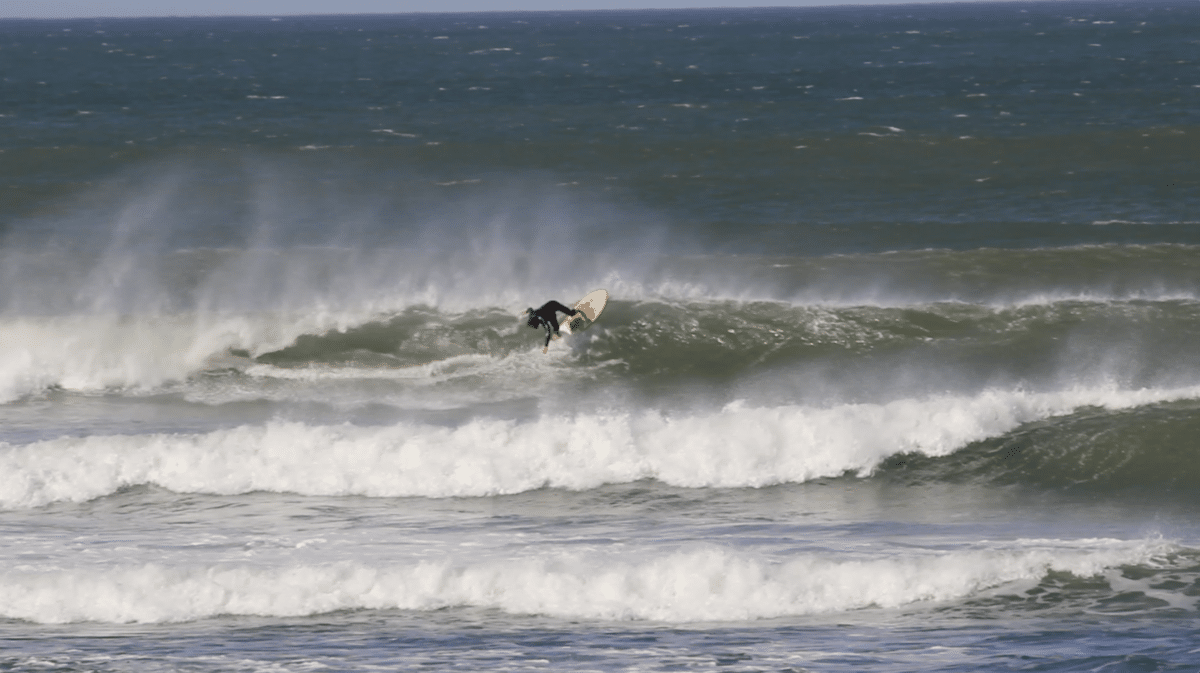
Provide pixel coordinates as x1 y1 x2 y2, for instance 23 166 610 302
3 385 1198 508
0 539 1175 624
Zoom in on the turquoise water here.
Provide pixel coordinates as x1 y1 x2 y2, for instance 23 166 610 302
2 2 1200 670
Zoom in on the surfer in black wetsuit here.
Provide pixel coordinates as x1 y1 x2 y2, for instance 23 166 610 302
524 300 579 353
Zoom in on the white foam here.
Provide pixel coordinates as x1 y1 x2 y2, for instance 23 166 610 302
0 539 1172 624
0 312 356 403
242 354 497 381
2 384 1198 508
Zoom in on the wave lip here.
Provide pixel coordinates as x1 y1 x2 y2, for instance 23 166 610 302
0 539 1176 624
3 384 1200 508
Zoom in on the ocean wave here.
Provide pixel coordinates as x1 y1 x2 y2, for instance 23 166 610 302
880 397 1200 490
0 539 1176 624
0 311 370 403
3 385 1199 508
5 180 1200 403
7 291 1200 404
4 170 1200 406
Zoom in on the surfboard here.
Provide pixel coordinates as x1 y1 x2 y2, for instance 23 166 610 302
560 289 608 335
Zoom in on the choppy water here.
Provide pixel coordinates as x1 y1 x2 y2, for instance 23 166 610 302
2 2 1200 671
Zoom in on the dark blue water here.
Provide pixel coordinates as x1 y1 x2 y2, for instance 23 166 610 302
2 2 1199 670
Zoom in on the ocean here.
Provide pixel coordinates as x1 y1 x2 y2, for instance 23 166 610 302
2 1 1199 670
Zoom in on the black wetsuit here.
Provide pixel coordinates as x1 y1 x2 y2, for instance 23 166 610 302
528 300 579 347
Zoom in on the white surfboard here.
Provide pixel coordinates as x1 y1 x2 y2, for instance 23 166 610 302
560 289 608 335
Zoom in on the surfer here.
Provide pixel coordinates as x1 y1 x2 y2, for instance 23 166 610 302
524 300 579 353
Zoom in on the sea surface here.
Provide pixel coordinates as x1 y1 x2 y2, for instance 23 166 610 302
2 1 1200 670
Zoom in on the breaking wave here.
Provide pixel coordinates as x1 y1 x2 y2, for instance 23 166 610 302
3 384 1199 509
0 539 1179 624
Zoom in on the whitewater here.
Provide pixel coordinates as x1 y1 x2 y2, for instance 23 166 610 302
2 384 1199 508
